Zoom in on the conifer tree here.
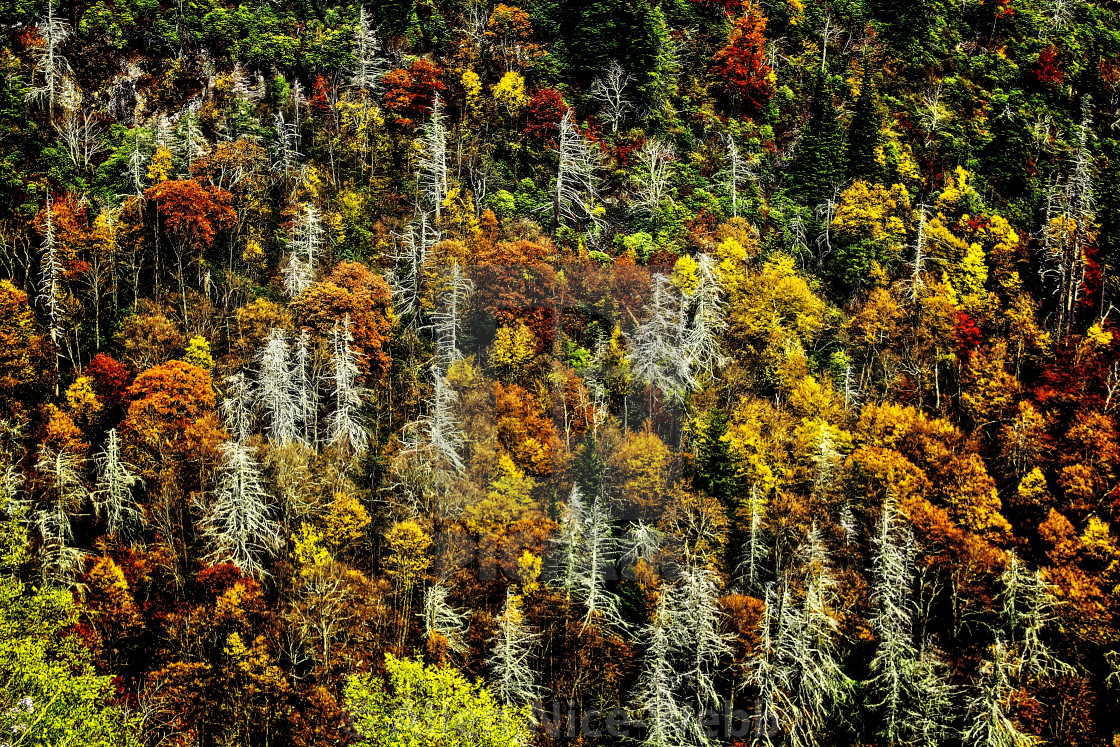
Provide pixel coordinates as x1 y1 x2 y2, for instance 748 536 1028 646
549 484 585 595
350 6 388 94
34 444 86 583
998 552 1068 677
489 589 540 707
736 484 769 593
25 1 70 122
284 204 324 298
201 440 283 579
633 139 675 216
692 409 736 504
846 77 882 181
429 262 472 371
257 329 301 445
788 75 845 207
327 316 368 454
92 429 145 544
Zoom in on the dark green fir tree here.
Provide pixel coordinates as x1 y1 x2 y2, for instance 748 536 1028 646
788 74 846 206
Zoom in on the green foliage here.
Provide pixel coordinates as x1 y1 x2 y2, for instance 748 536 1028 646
345 654 531 747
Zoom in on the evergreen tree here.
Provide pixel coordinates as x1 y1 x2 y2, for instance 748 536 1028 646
788 75 845 207
692 408 736 504
846 77 881 181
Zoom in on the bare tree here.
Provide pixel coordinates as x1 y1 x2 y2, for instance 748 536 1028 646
349 6 389 93
201 440 283 579
686 254 730 377
34 444 86 583
964 639 1040 747
489 589 540 707
92 429 145 544
588 61 633 134
633 139 675 216
428 261 473 370
327 316 368 453
25 2 71 122
549 109 602 232
38 194 65 394
633 589 696 747
418 96 449 220
283 203 325 298
421 584 469 653
221 372 255 444
256 329 301 445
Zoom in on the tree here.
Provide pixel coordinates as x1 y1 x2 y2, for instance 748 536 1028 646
421 584 468 653
693 408 736 504
867 493 953 746
846 77 882 180
1 477 140 745
327 316 368 453
571 493 623 629
255 328 300 445
633 139 675 217
550 109 602 232
283 204 325 299
788 76 845 207
91 428 145 544
25 2 71 121
418 96 448 219
346 654 531 747
998 552 1068 677
38 194 65 393
383 520 432 649
221 372 255 445
711 9 776 115
588 61 633 133
0 280 48 404
200 440 283 579
632 589 695 747
963 639 1040 747
629 273 695 401
349 5 388 94
34 443 86 583
488 589 540 707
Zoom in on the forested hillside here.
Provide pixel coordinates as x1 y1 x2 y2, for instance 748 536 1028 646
2 0 1120 744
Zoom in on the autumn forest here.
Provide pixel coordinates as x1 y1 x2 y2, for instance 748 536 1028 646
1 0 1120 745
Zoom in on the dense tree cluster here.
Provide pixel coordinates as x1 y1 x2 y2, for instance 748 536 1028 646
2 0 1120 745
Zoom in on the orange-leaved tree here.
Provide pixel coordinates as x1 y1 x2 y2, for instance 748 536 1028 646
711 9 776 115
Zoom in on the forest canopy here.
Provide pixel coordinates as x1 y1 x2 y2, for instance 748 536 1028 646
2 0 1120 745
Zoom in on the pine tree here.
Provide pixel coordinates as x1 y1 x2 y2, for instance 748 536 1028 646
418 96 449 220
633 590 695 747
788 75 845 207
963 639 1039 747
327 316 368 454
201 440 283 579
743 584 799 746
416 371 465 473
489 589 541 707
34 444 86 583
846 77 881 181
692 408 736 504
256 329 301 445
91 429 145 544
